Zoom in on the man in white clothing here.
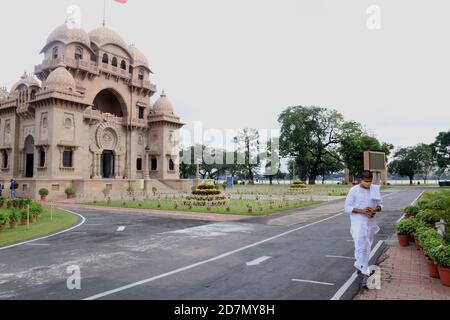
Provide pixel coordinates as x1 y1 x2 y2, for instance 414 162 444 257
344 170 383 287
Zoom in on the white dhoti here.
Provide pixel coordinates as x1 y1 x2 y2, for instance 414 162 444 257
351 222 380 275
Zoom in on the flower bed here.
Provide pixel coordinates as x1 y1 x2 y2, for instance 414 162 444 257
185 182 228 207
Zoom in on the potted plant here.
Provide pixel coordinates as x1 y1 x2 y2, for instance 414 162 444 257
403 205 419 219
152 187 158 197
29 202 43 222
420 229 444 279
6 200 12 209
416 209 442 227
433 244 450 286
0 196 5 208
0 212 9 232
39 188 49 201
8 210 19 229
65 187 76 199
395 219 415 247
19 210 28 226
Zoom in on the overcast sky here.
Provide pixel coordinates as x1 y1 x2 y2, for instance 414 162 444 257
1 0 449 151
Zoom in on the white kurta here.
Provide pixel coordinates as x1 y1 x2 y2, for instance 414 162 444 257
344 185 383 275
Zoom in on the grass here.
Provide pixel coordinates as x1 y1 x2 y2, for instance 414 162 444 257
85 198 322 216
0 206 79 248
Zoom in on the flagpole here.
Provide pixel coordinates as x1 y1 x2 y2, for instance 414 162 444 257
103 0 106 27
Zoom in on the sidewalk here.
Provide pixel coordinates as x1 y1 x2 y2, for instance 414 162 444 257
354 241 450 300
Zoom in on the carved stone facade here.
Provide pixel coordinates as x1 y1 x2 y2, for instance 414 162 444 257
0 23 195 199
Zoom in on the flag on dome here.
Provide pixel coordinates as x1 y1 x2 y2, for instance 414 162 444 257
115 0 128 4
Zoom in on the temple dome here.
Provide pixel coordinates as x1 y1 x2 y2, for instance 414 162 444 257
41 24 91 53
10 72 41 92
129 45 150 69
89 26 129 53
45 63 76 91
153 91 174 114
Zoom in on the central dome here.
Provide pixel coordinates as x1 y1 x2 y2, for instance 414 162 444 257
41 24 91 53
129 45 150 70
153 91 174 114
89 26 129 52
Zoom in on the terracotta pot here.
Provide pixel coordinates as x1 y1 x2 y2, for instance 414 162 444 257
404 213 412 219
7 204 12 209
409 235 415 243
437 266 450 287
415 238 422 250
20 218 28 226
40 195 46 201
397 234 410 247
427 259 440 279
9 221 17 229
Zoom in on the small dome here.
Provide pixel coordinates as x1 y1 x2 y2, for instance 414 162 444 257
129 45 149 69
11 72 41 92
153 91 174 114
41 24 91 53
45 63 76 92
89 27 129 52
0 87 9 100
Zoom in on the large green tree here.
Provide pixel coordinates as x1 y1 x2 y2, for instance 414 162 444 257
338 121 393 179
388 147 421 184
433 130 450 173
279 106 344 184
415 143 437 183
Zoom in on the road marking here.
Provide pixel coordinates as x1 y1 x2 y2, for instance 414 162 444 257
292 279 335 286
83 210 345 300
25 243 50 246
246 256 272 266
330 240 383 300
117 226 126 232
325 255 355 260
0 209 86 251
346 240 354 242
85 224 103 226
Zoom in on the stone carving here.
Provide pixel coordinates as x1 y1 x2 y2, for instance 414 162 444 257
63 113 75 141
96 122 122 151
41 113 48 140
4 121 11 145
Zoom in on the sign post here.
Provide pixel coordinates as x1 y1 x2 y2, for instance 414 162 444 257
364 151 387 185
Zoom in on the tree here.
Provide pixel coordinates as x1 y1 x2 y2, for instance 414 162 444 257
179 146 199 179
263 138 281 185
317 152 344 184
433 130 450 172
415 143 437 184
279 106 344 184
338 121 393 179
388 147 421 184
234 128 261 184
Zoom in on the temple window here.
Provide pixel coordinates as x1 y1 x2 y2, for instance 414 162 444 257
120 60 126 70
112 57 118 67
39 147 46 167
138 107 145 120
62 149 73 168
138 69 144 80
151 157 158 171
102 53 109 64
136 157 143 171
2 151 8 169
75 47 83 61
52 46 59 59
169 158 175 171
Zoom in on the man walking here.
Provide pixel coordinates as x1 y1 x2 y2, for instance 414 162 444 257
344 170 383 287
10 178 18 198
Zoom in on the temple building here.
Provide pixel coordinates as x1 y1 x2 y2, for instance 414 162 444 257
0 23 195 199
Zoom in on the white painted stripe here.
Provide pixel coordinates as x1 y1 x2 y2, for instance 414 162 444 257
83 210 345 300
246 256 272 266
117 226 126 232
0 208 86 251
292 279 335 286
330 240 383 300
25 243 50 246
325 255 355 260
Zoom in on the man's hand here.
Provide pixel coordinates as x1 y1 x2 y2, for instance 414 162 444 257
364 207 376 218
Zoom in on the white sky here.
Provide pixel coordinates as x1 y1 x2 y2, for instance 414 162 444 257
1 0 449 150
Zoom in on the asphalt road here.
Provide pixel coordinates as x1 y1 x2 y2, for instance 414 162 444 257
0 187 426 300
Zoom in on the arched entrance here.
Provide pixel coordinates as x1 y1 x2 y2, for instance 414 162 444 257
92 89 127 118
24 135 35 178
101 150 115 178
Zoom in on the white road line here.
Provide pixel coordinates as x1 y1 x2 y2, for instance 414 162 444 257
246 256 272 266
0 208 86 251
25 243 50 246
292 279 335 286
331 240 384 300
325 255 355 260
117 226 126 232
83 210 346 300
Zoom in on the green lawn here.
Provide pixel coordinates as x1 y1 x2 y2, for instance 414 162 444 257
85 198 322 216
0 207 79 248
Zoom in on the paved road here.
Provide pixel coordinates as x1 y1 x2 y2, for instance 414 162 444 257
0 187 426 300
